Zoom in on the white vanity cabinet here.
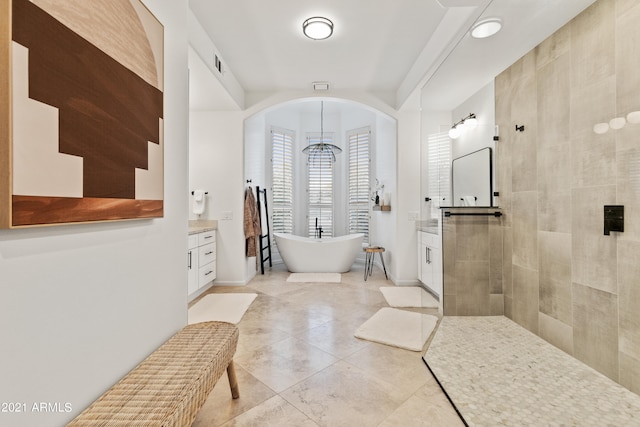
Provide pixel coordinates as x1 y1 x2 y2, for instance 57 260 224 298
418 231 442 298
188 229 216 300
187 234 199 295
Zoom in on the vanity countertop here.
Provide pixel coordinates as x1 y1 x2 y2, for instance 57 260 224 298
188 220 218 235
416 220 439 235
418 226 439 235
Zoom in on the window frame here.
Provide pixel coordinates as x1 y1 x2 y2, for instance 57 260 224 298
347 126 371 243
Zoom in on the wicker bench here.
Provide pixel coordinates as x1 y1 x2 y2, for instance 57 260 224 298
67 321 239 427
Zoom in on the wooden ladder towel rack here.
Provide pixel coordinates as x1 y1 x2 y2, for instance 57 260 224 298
256 186 272 274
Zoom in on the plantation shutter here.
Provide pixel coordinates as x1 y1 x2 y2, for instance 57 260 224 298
307 133 334 237
271 127 294 234
348 127 370 243
427 131 452 208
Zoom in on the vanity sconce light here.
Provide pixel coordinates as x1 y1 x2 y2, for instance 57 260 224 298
448 113 478 139
515 124 525 132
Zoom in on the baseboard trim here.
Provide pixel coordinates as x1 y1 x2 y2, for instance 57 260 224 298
213 281 249 286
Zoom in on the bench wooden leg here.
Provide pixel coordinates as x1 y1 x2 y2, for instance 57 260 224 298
227 360 240 399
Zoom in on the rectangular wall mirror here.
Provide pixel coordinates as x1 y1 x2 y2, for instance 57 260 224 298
451 147 493 207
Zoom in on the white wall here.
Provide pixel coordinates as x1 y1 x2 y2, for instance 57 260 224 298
244 114 267 190
0 1 190 426
393 110 422 285
419 110 451 220
451 81 496 159
451 81 496 206
243 113 266 278
370 114 397 276
187 9 244 109
189 111 246 285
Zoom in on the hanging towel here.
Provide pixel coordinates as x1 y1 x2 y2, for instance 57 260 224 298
462 195 477 207
193 190 206 215
244 187 261 257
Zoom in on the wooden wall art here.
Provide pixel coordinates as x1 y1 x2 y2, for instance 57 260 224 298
1 0 164 228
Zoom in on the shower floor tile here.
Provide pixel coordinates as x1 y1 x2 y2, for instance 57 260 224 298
424 316 640 426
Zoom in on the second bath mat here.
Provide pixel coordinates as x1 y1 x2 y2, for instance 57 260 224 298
188 293 257 324
354 307 438 351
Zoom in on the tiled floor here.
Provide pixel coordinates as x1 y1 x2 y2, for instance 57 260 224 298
190 264 464 427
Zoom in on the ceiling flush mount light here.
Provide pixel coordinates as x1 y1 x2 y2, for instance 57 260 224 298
471 18 502 39
449 113 477 139
303 17 333 40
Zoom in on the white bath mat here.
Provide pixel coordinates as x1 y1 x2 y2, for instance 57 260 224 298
287 273 341 283
188 293 257 325
354 307 438 351
380 286 438 308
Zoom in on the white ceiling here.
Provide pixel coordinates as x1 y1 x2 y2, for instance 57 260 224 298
188 0 596 112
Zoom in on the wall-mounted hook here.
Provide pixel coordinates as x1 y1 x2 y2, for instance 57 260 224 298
246 179 252 183
515 124 525 132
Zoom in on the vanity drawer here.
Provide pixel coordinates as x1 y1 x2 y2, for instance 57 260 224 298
198 263 216 286
198 231 216 246
188 229 217 300
198 243 216 265
421 231 441 248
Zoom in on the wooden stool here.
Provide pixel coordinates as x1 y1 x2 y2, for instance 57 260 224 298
363 246 388 281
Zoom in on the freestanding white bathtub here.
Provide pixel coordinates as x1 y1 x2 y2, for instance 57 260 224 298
274 233 364 273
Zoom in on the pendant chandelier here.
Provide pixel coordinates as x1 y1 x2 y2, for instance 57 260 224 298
302 101 342 162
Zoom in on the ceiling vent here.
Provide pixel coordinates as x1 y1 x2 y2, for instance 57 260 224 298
313 81 330 91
